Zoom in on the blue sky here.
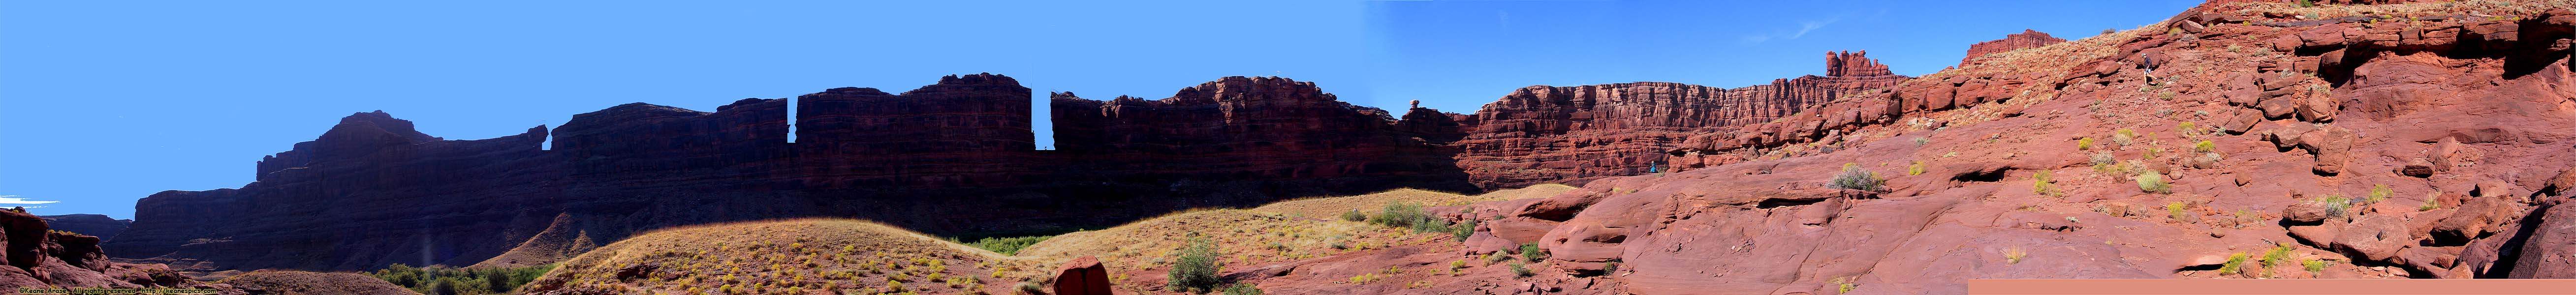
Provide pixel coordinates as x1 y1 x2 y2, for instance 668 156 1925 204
0 0 2199 219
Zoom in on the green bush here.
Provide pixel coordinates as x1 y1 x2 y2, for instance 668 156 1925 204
371 264 556 295
2136 171 2170 194
1518 243 1548 262
1167 238 1223 294
2217 252 2249 276
1222 283 1264 295
1450 219 1478 241
2032 171 2060 196
2261 243 2294 269
2077 137 2095 150
1509 263 1533 277
2302 259 2328 272
1828 163 1885 191
959 236 1053 255
2194 140 2217 152
1339 209 1367 222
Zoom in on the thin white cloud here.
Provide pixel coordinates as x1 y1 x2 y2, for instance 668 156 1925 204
1740 16 1843 45
1789 17 1840 39
0 196 60 205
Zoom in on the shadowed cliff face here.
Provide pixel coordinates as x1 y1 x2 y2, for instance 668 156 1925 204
106 59 1915 273
38 214 129 241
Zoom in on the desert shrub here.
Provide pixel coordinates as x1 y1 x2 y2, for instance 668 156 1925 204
1370 201 1432 228
1518 243 1548 262
1828 163 1885 191
2261 243 2294 268
959 236 1053 255
2136 171 2170 194
2032 171 2059 196
2320 195 2353 217
1016 282 1044 295
2077 137 2095 150
2178 121 2199 135
1338 209 1367 222
2217 252 2249 276
1450 219 1478 241
1167 238 1223 293
2142 148 2162 160
2165 202 2189 221
2194 140 2216 152
2089 152 2117 166
1912 137 1930 146
372 264 555 295
2302 259 2328 272
1483 252 1510 264
1907 161 1927 176
1509 263 1533 277
2368 184 2393 204
2101 29 2116 34
1602 261 1619 274
1223 283 1264 295
2003 247 2028 264
2418 200 2442 211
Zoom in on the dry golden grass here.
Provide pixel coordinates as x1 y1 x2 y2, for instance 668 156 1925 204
1010 208 1460 293
524 186 1517 294
1250 184 1572 218
528 218 1009 295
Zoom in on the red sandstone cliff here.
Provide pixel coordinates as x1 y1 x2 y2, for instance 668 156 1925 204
1446 52 1908 189
1962 29 2069 66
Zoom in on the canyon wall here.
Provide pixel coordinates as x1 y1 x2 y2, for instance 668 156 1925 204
1446 52 1907 189
37 214 128 241
108 51 1917 273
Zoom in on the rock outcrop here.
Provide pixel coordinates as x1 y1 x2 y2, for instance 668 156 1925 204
0 208 203 292
33 215 125 241
1051 256 1111 295
1962 30 2069 66
1445 53 1908 189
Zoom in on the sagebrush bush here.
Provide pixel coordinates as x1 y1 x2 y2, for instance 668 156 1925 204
2077 137 2095 150
1509 263 1533 277
1167 238 1223 293
1339 209 1366 222
2218 252 2249 276
1518 243 1548 262
371 264 555 295
2261 243 2294 268
1223 283 1264 295
2136 171 2170 194
1828 163 1885 191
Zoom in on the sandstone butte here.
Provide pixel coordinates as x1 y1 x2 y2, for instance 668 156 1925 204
37 0 2576 294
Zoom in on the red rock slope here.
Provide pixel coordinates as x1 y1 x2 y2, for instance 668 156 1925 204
1460 1 2576 293
0 208 202 293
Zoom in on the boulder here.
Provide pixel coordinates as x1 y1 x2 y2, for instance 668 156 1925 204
1053 256 1113 295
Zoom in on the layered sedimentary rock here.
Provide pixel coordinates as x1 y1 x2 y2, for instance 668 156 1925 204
1961 30 2069 66
111 74 1476 274
37 214 128 241
0 208 202 291
1445 53 1908 189
1051 76 1470 194
109 112 566 272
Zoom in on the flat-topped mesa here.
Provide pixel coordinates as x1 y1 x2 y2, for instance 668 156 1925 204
1050 76 1457 189
1960 30 2067 66
1826 50 1895 77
